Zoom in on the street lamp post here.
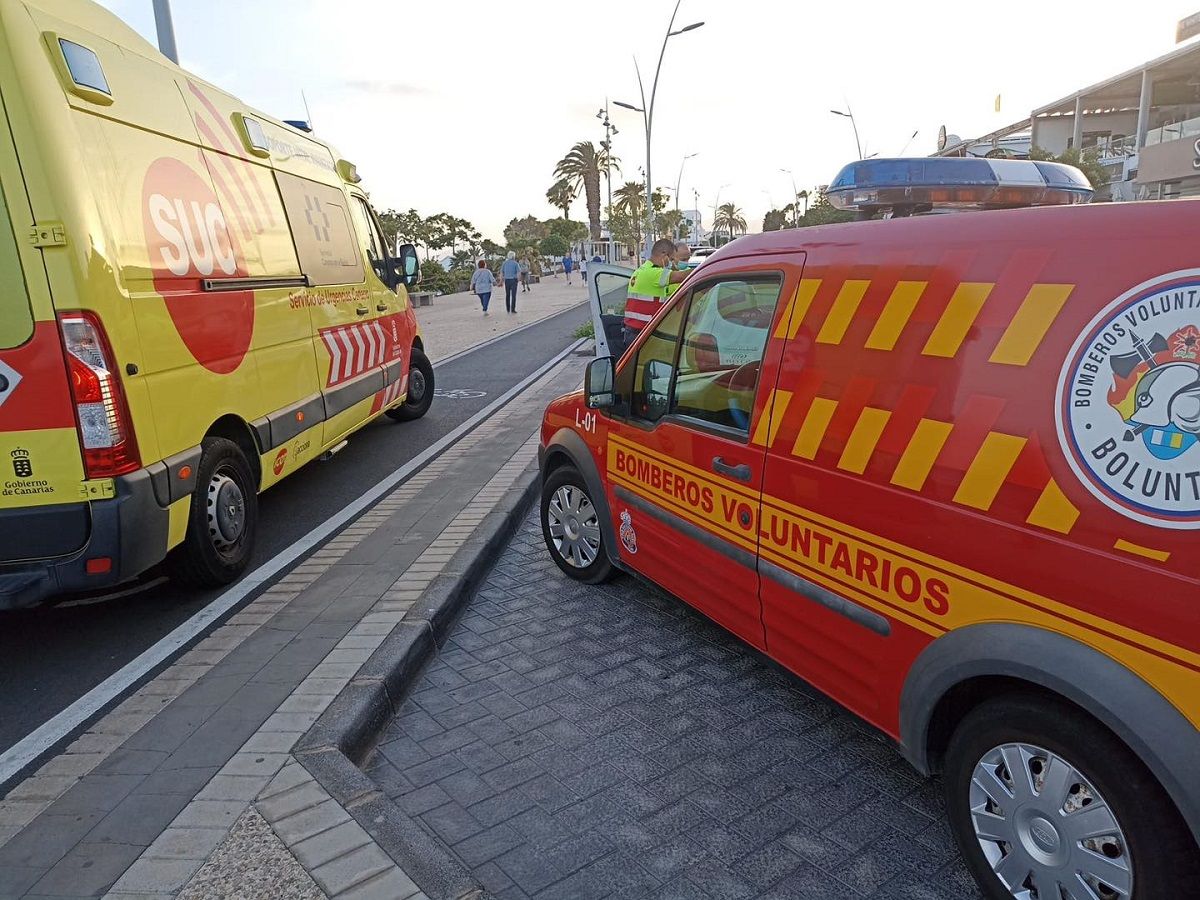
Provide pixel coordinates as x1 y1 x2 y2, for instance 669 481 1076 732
595 102 619 229
830 107 863 160
674 152 697 239
614 0 704 259
711 182 730 246
779 168 799 226
152 0 179 63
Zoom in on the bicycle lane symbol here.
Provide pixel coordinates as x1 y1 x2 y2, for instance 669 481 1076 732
434 389 488 400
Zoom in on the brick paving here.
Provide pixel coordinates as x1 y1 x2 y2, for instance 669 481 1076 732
369 515 984 900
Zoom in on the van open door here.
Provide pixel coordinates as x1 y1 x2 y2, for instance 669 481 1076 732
586 263 634 359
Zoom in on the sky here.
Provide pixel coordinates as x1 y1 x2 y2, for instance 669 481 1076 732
98 0 1196 242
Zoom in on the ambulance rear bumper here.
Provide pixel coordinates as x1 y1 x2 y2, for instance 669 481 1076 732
0 469 168 609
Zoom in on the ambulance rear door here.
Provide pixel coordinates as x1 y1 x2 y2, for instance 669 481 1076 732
587 263 634 358
0 56 90 563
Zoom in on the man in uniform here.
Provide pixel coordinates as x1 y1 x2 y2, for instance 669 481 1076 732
622 238 690 351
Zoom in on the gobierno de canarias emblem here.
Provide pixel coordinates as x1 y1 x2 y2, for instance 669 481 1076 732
1057 271 1200 529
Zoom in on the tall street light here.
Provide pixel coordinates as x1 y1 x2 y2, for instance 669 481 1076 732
152 0 179 63
674 152 698 239
711 182 730 246
831 107 863 160
779 168 799 226
615 0 704 259
596 102 620 227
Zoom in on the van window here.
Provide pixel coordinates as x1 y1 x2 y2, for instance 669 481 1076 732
671 276 783 433
596 272 630 318
349 196 385 263
0 182 33 349
276 172 365 286
630 303 684 423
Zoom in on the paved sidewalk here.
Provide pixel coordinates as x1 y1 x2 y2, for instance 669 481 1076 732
416 276 589 364
0 345 588 898
368 515 981 900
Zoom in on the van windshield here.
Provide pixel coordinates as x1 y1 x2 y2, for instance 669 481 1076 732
0 180 33 349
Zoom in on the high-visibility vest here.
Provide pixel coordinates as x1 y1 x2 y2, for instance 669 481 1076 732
623 261 669 330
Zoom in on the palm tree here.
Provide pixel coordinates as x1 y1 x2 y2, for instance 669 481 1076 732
712 202 747 245
553 141 619 241
545 179 576 220
613 181 646 222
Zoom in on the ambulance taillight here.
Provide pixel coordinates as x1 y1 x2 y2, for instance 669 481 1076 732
58 312 140 478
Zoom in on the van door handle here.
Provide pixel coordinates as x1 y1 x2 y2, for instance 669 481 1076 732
376 303 389 312
712 457 751 482
356 306 369 316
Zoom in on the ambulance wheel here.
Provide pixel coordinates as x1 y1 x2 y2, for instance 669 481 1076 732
170 438 258 588
942 693 1199 900
541 467 613 584
386 348 434 422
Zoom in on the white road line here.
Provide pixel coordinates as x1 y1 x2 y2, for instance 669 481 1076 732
0 337 587 786
430 299 588 369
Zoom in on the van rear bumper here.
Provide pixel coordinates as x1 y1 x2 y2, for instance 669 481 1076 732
0 469 169 609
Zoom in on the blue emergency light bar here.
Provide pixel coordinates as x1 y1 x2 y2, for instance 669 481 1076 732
827 157 1093 214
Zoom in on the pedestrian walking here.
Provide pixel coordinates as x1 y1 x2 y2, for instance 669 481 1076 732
519 258 531 293
562 253 574 284
501 251 520 313
470 259 495 316
580 255 587 283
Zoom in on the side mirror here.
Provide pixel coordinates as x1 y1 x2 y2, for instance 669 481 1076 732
397 243 420 288
585 356 615 409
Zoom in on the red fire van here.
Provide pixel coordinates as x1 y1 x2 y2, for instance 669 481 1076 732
539 159 1200 899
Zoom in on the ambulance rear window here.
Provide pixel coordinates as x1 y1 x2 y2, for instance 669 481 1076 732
0 180 33 349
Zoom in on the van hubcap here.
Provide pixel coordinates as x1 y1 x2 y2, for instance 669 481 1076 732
546 485 601 569
408 369 426 403
207 470 245 552
969 743 1132 899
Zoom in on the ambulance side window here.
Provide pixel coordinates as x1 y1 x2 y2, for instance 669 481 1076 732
670 276 782 434
630 303 684 423
276 172 365 286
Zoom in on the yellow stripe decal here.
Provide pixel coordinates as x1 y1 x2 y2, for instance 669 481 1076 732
890 418 953 491
751 389 793 448
1114 540 1171 563
837 407 892 474
816 280 871 345
1026 479 1080 534
864 281 927 351
774 279 822 339
922 282 993 358
792 397 839 460
989 284 1075 366
953 433 1028 510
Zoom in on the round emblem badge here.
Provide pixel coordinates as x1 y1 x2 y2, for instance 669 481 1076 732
1056 270 1200 529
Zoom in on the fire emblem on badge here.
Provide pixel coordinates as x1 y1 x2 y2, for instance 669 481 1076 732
619 509 638 555
1057 272 1200 529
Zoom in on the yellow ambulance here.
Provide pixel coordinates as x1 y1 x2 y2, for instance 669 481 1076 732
0 0 432 607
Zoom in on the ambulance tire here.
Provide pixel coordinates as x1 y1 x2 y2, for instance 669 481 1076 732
942 693 1199 900
540 466 614 585
169 438 259 588
386 348 434 422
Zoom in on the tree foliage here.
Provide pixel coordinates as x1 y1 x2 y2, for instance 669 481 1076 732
545 179 576 219
540 234 570 258
762 209 788 232
503 215 548 248
712 203 748 245
377 209 483 260
545 218 588 243
554 141 619 241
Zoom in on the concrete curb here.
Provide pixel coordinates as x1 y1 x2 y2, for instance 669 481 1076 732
295 464 542 900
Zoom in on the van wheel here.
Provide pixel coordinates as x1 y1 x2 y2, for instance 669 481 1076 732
170 437 258 588
541 466 613 584
386 348 434 422
942 694 1199 900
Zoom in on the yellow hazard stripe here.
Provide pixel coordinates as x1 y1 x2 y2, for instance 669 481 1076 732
816 280 870 345
1026 479 1079 534
953 433 1028 510
865 281 926 351
837 407 892 474
774 278 821 339
751 389 793 448
1114 540 1171 563
792 397 838 459
890 418 953 491
989 284 1074 366
922 282 993 358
